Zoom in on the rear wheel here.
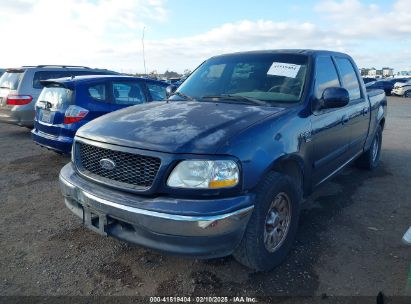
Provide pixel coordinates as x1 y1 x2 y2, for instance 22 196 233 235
355 125 382 170
233 172 301 271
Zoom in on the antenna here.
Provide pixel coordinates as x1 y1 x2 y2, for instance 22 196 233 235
142 26 147 75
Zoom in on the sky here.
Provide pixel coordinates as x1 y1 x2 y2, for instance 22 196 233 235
0 0 410 74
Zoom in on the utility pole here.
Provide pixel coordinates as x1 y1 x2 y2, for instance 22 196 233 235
142 26 147 75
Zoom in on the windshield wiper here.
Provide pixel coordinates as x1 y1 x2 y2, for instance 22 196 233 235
0 86 10 89
201 94 270 106
169 91 194 101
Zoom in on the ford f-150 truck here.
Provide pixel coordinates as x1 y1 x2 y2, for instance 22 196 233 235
59 50 387 271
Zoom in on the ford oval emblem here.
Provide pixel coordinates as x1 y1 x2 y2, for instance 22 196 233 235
99 158 116 170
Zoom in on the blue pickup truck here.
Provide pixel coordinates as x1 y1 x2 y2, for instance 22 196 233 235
59 50 386 271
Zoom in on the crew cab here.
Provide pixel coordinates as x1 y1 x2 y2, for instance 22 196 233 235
59 50 387 271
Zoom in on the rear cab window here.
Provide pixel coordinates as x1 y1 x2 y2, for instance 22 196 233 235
0 70 24 90
112 82 146 105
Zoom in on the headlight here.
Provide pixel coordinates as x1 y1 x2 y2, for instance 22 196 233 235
167 160 239 189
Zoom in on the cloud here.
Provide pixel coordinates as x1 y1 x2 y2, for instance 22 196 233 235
315 0 411 38
0 0 410 73
0 0 167 68
104 0 411 73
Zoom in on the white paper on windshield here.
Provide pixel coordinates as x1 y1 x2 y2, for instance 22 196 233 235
267 62 301 78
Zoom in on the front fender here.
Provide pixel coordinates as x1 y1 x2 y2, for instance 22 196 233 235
217 108 311 192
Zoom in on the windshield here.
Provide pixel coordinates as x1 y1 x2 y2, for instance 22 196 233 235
0 71 24 90
175 53 309 105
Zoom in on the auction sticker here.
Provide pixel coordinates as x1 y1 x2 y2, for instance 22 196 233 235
267 62 301 78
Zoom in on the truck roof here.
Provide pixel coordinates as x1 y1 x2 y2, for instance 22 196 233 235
211 49 351 59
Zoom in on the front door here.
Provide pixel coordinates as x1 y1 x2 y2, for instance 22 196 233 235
310 56 352 186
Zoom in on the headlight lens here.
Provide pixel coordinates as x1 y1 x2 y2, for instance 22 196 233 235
167 160 239 189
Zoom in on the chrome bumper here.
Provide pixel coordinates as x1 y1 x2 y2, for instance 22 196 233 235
59 163 254 238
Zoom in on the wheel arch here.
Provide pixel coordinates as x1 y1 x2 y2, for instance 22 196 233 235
266 155 306 200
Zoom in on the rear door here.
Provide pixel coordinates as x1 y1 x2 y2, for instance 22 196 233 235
334 57 369 156
110 80 148 112
79 82 111 121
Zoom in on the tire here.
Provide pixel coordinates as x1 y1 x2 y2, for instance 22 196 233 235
233 172 301 271
404 91 411 98
355 124 382 170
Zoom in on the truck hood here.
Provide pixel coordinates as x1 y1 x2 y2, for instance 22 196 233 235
77 101 285 154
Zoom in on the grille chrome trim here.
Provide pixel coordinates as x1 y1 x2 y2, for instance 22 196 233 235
73 137 161 191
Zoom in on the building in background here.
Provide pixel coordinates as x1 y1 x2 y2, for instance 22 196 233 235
361 67 395 78
382 67 394 77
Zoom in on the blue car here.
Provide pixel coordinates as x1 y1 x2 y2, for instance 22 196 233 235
31 75 168 154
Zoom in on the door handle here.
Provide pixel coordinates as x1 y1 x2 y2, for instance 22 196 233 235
342 115 349 124
362 107 369 115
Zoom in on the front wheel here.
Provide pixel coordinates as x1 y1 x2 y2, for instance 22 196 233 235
233 172 301 271
355 124 382 170
404 91 411 98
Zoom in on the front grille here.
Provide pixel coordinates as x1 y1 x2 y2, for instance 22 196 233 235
75 142 161 190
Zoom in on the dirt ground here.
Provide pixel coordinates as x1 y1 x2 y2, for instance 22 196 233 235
0 96 410 301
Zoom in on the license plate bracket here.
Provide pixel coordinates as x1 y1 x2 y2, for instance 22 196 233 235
41 110 52 123
83 207 108 236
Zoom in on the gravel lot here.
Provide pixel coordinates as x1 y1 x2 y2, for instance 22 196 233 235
0 96 410 300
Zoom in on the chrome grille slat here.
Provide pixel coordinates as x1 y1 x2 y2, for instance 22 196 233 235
75 142 161 189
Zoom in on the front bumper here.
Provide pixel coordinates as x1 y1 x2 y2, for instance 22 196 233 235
59 163 254 258
31 128 73 154
391 88 405 96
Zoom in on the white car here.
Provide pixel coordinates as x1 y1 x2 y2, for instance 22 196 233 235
391 79 411 97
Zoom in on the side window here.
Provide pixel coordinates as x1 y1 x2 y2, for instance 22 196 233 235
32 71 72 89
147 83 167 100
112 82 146 105
335 58 361 100
88 84 106 101
314 56 340 100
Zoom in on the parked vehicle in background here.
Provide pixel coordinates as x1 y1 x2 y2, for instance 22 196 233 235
365 78 411 96
365 80 393 95
32 75 168 154
391 79 411 97
0 65 119 128
59 50 386 271
362 77 376 84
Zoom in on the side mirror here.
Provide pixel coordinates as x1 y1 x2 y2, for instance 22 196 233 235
320 87 349 109
166 85 177 98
